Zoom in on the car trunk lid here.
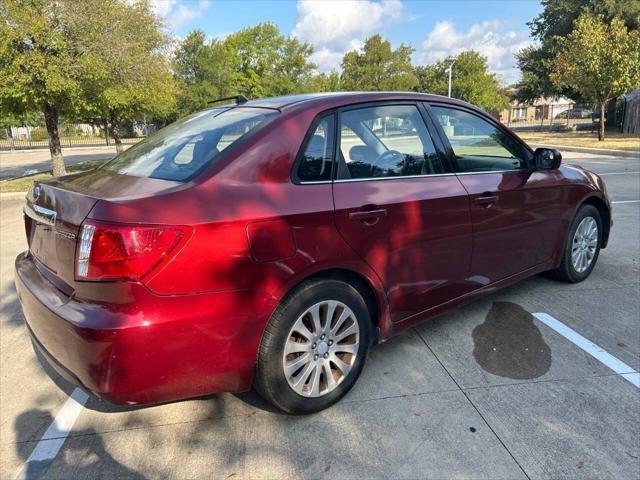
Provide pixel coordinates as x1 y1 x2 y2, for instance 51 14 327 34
24 169 183 289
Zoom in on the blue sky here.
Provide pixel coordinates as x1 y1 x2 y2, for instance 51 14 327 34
152 0 543 84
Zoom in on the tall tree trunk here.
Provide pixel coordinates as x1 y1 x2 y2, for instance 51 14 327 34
110 112 123 153
598 101 606 141
43 103 66 176
6 127 14 151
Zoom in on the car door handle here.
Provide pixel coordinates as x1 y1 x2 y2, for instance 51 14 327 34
473 195 498 206
348 208 388 224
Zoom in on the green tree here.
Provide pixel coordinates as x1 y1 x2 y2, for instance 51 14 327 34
514 46 556 103
224 23 316 98
414 51 509 113
305 71 342 92
551 14 640 140
0 0 176 171
271 36 316 96
173 23 316 115
224 23 284 98
66 0 177 153
515 0 640 102
173 30 234 117
341 35 417 91
0 0 87 175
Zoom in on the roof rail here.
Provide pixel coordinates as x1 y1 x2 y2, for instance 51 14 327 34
207 95 248 106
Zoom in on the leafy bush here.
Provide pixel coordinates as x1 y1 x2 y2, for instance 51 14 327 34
29 128 49 142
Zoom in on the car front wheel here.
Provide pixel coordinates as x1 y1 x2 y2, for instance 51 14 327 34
254 278 371 414
550 204 602 282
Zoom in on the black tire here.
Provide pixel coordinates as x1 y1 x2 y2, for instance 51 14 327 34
254 278 371 414
548 204 602 283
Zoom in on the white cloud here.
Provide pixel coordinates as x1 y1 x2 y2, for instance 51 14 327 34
416 20 532 84
150 0 211 30
150 0 176 18
292 0 405 72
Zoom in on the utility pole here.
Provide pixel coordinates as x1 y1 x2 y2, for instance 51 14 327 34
445 57 457 98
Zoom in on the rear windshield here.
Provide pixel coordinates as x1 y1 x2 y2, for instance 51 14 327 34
100 107 278 181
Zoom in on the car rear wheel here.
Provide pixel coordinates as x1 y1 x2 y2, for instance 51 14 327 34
254 278 371 414
549 204 602 283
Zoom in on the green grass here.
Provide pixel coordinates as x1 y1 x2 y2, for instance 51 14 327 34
517 131 640 152
0 160 105 193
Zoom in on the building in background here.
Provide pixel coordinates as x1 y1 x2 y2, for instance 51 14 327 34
499 96 576 127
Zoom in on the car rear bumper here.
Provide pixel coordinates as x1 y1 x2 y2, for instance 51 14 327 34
15 251 277 405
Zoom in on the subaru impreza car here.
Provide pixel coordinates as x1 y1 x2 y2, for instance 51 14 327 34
16 92 611 413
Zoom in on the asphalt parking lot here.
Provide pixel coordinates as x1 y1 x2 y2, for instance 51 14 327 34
1 152 638 479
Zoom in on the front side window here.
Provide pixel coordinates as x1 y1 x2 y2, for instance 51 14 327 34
296 114 335 182
338 104 444 180
101 107 278 181
431 106 529 173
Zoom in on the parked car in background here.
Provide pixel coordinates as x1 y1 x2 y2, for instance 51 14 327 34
555 108 593 119
16 92 611 414
592 110 608 123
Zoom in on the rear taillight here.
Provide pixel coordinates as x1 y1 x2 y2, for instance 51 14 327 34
75 220 192 281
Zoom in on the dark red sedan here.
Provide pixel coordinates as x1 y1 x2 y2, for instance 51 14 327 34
16 92 611 413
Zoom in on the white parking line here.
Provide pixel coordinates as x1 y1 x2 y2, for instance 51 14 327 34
598 171 640 175
16 388 88 480
611 200 640 204
533 312 640 389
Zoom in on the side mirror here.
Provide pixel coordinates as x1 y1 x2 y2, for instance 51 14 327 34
534 148 562 170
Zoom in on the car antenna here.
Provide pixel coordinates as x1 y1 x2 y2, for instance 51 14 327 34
207 95 248 106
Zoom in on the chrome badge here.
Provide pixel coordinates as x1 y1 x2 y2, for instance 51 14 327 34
55 229 77 240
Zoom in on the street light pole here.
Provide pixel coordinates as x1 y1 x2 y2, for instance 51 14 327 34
445 57 457 98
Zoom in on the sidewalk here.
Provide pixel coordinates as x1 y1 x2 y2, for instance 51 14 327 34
0 145 128 180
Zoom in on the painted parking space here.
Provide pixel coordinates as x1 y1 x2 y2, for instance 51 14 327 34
1 152 639 479
15 389 89 480
533 313 639 388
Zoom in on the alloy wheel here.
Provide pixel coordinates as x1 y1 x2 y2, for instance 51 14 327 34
571 216 598 273
282 300 360 398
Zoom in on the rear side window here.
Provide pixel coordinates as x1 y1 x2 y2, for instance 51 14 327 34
101 107 278 181
337 104 443 180
296 114 335 182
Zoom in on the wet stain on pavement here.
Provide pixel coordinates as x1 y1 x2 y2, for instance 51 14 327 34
473 301 551 379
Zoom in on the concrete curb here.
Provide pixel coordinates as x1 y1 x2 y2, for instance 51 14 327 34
531 144 640 159
0 191 27 201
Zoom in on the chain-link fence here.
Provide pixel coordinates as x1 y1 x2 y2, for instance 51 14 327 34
0 123 155 151
499 103 600 131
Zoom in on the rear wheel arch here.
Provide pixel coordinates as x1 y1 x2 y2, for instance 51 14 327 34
272 267 384 344
308 269 380 341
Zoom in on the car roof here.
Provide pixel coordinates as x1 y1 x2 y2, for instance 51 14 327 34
241 91 469 110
